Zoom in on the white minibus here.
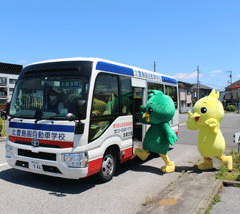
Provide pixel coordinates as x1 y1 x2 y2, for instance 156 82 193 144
5 57 179 182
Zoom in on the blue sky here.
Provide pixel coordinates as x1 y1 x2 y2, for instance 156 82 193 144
1 0 240 90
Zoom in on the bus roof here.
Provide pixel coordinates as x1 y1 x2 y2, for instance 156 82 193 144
25 57 177 85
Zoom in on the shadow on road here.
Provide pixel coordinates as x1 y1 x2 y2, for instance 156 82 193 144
0 153 161 195
175 164 219 174
0 167 99 195
118 152 165 176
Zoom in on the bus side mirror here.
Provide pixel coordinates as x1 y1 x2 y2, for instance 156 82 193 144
66 113 75 121
75 100 87 120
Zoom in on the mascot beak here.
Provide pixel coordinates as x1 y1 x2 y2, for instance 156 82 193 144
143 112 150 122
193 112 201 122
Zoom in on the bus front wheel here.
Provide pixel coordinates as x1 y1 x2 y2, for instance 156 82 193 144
99 151 116 182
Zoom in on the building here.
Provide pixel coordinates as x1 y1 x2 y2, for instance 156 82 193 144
0 62 22 104
178 81 193 108
224 79 240 106
191 84 212 105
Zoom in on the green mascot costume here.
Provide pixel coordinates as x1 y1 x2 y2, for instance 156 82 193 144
135 90 177 173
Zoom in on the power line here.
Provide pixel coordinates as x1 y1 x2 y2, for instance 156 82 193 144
177 70 197 80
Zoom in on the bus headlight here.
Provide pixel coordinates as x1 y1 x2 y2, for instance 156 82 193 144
6 145 13 158
62 152 88 168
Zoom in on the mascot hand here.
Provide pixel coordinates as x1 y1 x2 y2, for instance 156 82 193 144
139 105 150 124
169 132 177 146
205 118 219 133
186 111 199 130
140 105 146 113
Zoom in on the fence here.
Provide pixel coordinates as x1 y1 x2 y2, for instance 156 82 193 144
180 107 192 113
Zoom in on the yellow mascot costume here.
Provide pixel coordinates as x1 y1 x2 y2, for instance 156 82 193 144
186 89 232 171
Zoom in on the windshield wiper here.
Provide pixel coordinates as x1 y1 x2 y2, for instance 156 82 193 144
9 115 32 121
34 115 66 123
46 115 67 120
34 109 43 123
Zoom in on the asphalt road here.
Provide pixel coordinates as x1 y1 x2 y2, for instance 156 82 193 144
211 186 240 214
0 113 239 214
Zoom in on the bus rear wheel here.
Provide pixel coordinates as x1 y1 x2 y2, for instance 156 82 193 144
99 151 116 182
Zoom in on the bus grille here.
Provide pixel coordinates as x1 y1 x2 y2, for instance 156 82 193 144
15 140 61 148
18 149 57 161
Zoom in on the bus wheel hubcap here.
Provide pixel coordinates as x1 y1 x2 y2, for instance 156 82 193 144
102 155 114 177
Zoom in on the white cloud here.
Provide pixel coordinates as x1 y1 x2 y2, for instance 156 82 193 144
174 71 203 80
18 60 26 63
235 74 240 78
210 70 222 74
211 75 214 77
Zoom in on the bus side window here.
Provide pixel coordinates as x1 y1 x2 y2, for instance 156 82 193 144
89 74 119 142
165 85 178 109
120 76 132 115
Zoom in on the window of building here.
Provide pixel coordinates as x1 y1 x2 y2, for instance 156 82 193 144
0 77 7 85
9 88 14 96
0 88 7 96
9 79 17 84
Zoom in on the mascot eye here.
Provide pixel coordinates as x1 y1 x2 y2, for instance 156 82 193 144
148 108 153 114
201 107 207 114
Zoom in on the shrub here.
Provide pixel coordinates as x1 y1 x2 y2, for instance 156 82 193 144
226 105 236 112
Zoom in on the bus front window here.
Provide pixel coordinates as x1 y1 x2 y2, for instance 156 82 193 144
10 75 89 120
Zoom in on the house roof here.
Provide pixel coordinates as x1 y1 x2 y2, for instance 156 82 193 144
0 62 23 74
177 81 193 87
191 84 213 90
225 79 240 90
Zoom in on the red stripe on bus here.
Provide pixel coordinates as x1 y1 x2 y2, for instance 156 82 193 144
87 157 103 177
87 147 134 177
8 136 74 148
121 147 133 163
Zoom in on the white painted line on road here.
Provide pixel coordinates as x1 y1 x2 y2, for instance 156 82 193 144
0 163 8 167
179 123 186 126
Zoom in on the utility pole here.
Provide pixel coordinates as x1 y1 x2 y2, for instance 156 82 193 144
226 70 233 104
226 71 232 85
197 65 199 101
154 61 156 72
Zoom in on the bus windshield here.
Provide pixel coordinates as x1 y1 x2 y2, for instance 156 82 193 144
10 74 89 120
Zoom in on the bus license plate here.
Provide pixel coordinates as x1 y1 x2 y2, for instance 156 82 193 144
29 161 42 170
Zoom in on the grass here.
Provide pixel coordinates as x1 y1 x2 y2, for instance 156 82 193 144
224 110 240 114
206 151 240 213
168 180 174 186
142 195 156 206
178 170 186 178
215 150 240 181
205 193 221 214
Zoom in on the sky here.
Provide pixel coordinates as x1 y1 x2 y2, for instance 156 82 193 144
1 0 240 91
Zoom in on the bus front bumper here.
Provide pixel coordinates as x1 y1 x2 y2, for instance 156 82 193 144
5 141 89 180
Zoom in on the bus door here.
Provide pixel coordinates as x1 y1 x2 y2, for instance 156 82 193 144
131 78 147 155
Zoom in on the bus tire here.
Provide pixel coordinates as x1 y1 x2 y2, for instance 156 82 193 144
99 151 116 182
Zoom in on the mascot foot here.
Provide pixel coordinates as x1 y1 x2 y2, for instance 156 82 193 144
198 158 213 170
159 154 175 173
134 148 150 161
221 155 233 171
160 162 175 173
